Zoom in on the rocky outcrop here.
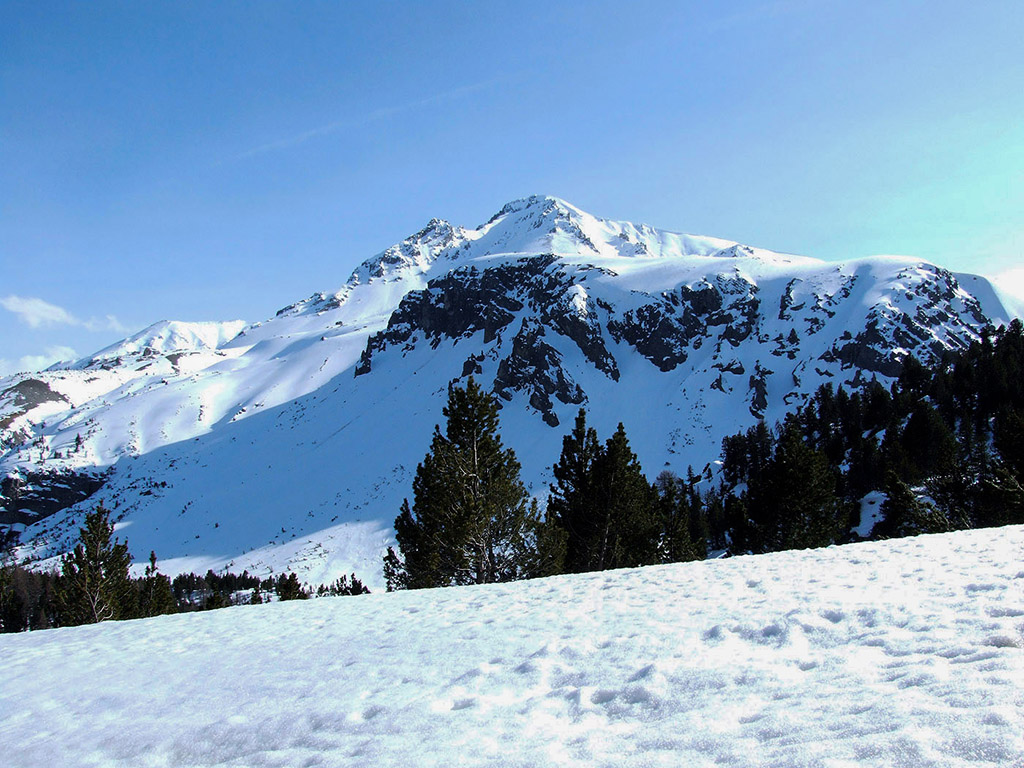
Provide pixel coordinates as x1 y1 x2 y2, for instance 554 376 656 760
356 257 562 375
609 301 694 371
748 363 774 417
607 275 763 371
542 287 619 381
0 380 67 428
0 379 69 450
354 247 998 428
493 320 585 427
0 469 105 526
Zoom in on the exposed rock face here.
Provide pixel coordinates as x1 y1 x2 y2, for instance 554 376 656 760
748 363 774 417
815 265 990 378
0 380 68 438
609 302 694 371
351 246 998 429
604 275 763 371
356 256 621 427
493 319 585 427
1 469 105 527
356 257 558 374
541 285 619 381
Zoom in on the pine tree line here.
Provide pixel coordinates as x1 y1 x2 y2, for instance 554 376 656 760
722 319 1024 549
1 506 370 633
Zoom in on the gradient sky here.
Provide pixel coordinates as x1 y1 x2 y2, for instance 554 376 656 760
2 0 1023 375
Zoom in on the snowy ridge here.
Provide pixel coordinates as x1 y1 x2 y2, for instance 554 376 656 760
3 526 1023 767
0 196 1018 585
0 320 248 455
63 319 247 370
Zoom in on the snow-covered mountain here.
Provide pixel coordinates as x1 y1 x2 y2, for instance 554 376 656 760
4 526 1023 767
1 196 1018 585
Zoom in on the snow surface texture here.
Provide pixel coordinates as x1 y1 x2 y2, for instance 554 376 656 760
1 196 1019 587
3 526 1023 767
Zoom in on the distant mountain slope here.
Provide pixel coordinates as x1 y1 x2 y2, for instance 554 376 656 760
0 196 1017 585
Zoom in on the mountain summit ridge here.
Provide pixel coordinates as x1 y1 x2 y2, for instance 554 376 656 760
0 197 1017 585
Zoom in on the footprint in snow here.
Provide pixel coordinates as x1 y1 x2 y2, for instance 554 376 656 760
986 605 1024 617
983 634 1022 648
966 582 1000 593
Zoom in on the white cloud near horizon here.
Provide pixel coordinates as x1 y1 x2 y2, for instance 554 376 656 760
0 345 78 378
993 266 1024 302
1 294 128 333
0 295 76 328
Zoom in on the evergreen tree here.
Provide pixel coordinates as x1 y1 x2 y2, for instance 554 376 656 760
971 460 1024 528
275 572 309 601
137 551 177 618
872 470 951 538
382 546 407 592
721 420 773 488
522 498 568 578
589 423 659 570
862 379 894 433
0 564 22 632
879 416 912 483
0 564 59 632
925 468 973 532
725 493 752 555
322 573 371 596
548 408 601 573
654 471 702 563
994 407 1024 479
897 355 931 400
683 466 711 557
388 377 533 588
704 492 729 551
849 434 883 498
901 401 956 483
56 506 136 625
746 419 841 553
715 320 1024 549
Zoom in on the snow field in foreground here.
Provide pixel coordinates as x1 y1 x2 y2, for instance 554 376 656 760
3 526 1024 767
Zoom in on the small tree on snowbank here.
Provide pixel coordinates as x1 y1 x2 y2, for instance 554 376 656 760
386 378 536 589
56 506 135 624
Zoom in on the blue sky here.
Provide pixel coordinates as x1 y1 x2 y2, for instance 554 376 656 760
2 0 1022 374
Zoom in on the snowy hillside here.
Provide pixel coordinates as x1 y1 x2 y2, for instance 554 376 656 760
3 526 1023 767
1 196 1018 585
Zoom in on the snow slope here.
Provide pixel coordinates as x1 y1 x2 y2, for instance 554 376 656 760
1 196 1018 586
3 526 1023 767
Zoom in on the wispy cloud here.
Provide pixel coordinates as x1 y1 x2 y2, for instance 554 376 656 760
0 345 78 378
237 77 513 160
95 314 129 333
0 295 76 328
1 295 128 333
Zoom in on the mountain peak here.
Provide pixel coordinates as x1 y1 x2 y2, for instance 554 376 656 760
485 195 582 224
345 216 465 289
412 217 457 242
